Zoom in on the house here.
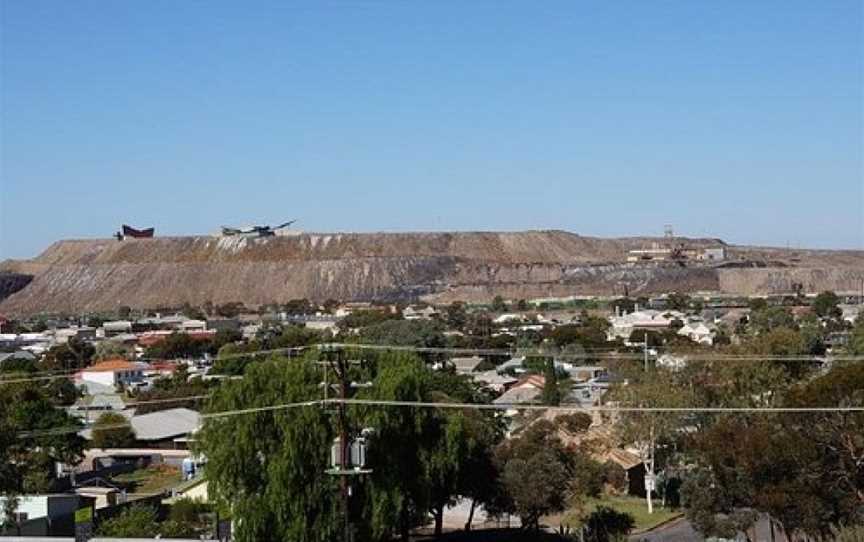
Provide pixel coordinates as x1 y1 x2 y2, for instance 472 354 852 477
81 408 200 449
206 318 241 332
0 350 37 367
129 408 201 448
136 313 188 330
334 302 374 318
402 306 439 320
238 324 260 340
473 370 518 392
7 332 52 354
284 314 339 332
540 414 648 497
76 359 150 389
607 309 685 341
101 320 133 336
54 326 96 345
449 356 484 374
0 494 86 536
825 331 851 349
840 305 861 325
496 356 526 375
492 386 542 407
180 319 207 332
493 313 525 325
492 374 545 407
168 477 209 503
71 391 129 421
697 247 727 261
0 333 17 348
677 321 715 345
74 486 124 509
656 354 689 371
561 365 607 382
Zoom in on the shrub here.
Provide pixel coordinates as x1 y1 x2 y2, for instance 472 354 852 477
584 506 635 542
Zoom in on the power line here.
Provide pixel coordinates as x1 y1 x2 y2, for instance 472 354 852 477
16 399 318 438
16 397 864 439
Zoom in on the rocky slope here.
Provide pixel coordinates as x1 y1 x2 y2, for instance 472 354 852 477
0 231 862 315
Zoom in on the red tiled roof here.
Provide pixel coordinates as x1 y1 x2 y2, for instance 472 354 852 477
514 374 546 389
82 359 144 372
150 361 179 372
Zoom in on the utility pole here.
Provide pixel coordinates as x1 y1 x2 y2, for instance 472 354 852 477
322 345 351 542
643 332 649 372
321 345 371 542
338 348 350 542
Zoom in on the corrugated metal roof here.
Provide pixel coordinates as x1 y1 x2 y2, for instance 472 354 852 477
130 408 201 441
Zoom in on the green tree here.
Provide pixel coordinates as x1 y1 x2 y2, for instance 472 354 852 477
847 317 864 355
44 378 82 406
747 297 768 312
359 352 434 540
684 364 864 538
93 340 132 361
745 327 811 380
0 379 86 504
608 369 693 515
610 297 635 315
96 505 159 537
145 332 213 360
666 292 691 312
197 356 339 542
491 296 507 313
444 302 467 329
550 318 611 351
339 309 399 330
492 420 576 530
0 357 37 374
749 306 795 333
283 298 315 314
812 290 841 318
541 359 561 406
212 342 258 375
584 506 635 542
91 412 135 449
132 368 210 415
40 337 95 371
360 320 446 349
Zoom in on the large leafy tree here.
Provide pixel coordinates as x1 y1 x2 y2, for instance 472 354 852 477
356 354 503 539
359 352 444 540
847 317 864 355
748 307 796 334
0 378 86 527
492 419 576 530
811 290 841 319
683 364 864 538
40 337 95 371
360 320 447 349
96 505 160 537
197 355 339 542
91 412 135 449
607 368 693 514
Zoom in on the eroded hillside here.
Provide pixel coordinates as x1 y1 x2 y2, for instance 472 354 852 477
1 231 862 315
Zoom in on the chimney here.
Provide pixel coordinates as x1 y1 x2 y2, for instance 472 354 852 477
615 306 620 317
634 303 640 313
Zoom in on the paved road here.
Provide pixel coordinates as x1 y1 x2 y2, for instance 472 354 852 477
631 515 790 542
629 518 704 542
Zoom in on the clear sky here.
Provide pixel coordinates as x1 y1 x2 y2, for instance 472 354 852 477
1 0 862 258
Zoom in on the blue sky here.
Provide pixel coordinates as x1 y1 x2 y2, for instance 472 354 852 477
1 0 862 258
